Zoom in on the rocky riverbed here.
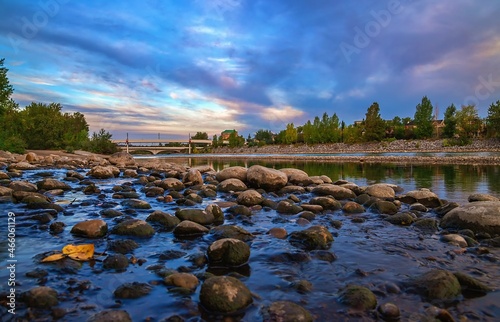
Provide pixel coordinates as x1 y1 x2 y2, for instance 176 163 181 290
0 151 499 321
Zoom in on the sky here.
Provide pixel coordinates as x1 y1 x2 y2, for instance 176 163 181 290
1 0 500 140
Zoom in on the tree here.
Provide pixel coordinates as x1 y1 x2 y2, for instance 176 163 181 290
456 105 481 139
364 102 385 142
192 132 208 140
0 58 14 113
86 129 118 154
443 104 457 138
486 100 500 138
212 134 218 148
414 96 434 139
254 129 274 145
283 123 298 144
228 131 244 147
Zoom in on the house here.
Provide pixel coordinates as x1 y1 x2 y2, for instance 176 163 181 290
221 129 237 140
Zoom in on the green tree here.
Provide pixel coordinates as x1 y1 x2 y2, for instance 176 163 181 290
414 96 434 139
0 58 14 113
364 102 385 142
212 134 218 148
86 129 118 154
486 100 500 138
456 105 481 140
228 131 244 147
254 129 274 145
443 104 457 138
192 132 208 140
284 123 298 144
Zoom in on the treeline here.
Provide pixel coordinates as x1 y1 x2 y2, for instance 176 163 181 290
0 59 117 154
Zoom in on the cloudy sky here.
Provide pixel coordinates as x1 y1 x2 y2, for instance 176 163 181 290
1 0 500 140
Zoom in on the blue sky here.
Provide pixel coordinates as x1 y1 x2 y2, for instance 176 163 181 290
1 0 500 140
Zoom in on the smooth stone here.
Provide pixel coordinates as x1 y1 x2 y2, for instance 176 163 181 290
440 234 468 247
199 276 253 313
108 152 136 166
88 165 120 179
411 269 461 300
276 200 303 214
215 166 248 182
146 210 180 228
399 189 442 208
107 239 139 254
158 178 185 191
385 212 414 226
9 180 38 192
210 225 255 241
309 196 341 210
173 220 209 237
440 201 500 235
268 227 287 239
207 238 250 267
71 219 108 238
289 225 334 250
370 200 398 215
183 168 203 185
114 282 152 299
87 310 132 322
236 189 264 206
247 165 288 191
175 208 214 225
364 183 396 199
312 183 356 200
164 272 199 291
217 178 247 192
262 301 314 322
342 201 365 214
338 284 377 310
22 286 58 308
121 198 151 209
103 253 129 270
37 178 71 191
112 219 155 237
468 193 499 202
205 203 224 225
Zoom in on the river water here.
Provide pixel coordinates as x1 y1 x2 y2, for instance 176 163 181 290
1 155 499 321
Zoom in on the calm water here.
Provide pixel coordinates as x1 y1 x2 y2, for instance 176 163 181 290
1 157 499 321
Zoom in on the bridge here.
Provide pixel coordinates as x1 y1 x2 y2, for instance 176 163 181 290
112 138 212 155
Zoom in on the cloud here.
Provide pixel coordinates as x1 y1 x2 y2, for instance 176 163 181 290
261 106 305 122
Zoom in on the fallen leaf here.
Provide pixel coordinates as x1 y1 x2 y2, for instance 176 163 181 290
62 244 95 261
41 253 66 262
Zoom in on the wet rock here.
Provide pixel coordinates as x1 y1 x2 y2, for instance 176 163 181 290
435 201 460 217
49 221 65 234
107 239 139 254
237 189 264 206
121 198 151 209
299 211 316 221
164 272 199 291
145 186 164 197
173 220 209 237
342 201 365 214
175 208 214 225
411 269 461 300
112 219 155 237
206 203 224 225
14 191 51 204
114 282 152 299
88 165 120 179
440 234 468 247
8 161 36 170
210 225 255 241
312 250 337 262
365 183 397 199
409 202 428 212
207 238 250 267
22 286 58 308
281 168 313 186
300 203 323 213
108 152 136 166
199 276 253 313
377 302 401 321
123 169 137 178
399 189 442 208
370 200 398 215
247 165 288 191
103 253 129 270
100 209 124 218
468 193 499 202
289 225 334 250
185 193 203 203
309 196 341 210
87 310 132 322
440 201 500 235
158 178 185 191
453 271 492 294
338 284 377 310
216 166 248 182
25 268 48 279
227 204 253 217
277 200 303 214
279 185 306 195
412 218 438 233
312 183 356 200
268 227 287 239
0 186 12 197
291 279 313 293
71 219 108 238
217 178 247 192
146 210 180 229
37 178 71 191
183 168 203 185
262 301 314 322
9 180 38 192
385 212 414 226
113 191 140 199
0 171 10 180
66 170 85 180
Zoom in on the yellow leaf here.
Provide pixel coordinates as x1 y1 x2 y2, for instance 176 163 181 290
62 244 95 261
41 253 66 262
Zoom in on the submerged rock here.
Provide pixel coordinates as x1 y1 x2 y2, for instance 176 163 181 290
114 282 152 299
112 219 155 237
338 284 377 310
207 238 250 267
262 301 314 322
289 225 333 250
22 286 58 308
87 310 132 322
146 210 180 228
199 276 253 313
173 220 209 237
410 269 461 300
210 225 255 241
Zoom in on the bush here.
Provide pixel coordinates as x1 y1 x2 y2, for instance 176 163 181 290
443 137 471 147
85 129 118 154
0 135 26 154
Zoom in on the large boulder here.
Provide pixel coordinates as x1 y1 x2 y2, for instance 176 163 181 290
9 180 38 192
236 189 264 206
108 152 136 166
399 189 442 208
410 269 461 300
111 219 155 237
364 183 396 199
183 168 203 185
216 166 248 182
289 225 334 250
338 285 377 310
146 210 180 229
37 178 71 191
207 238 250 267
158 178 185 191
199 276 253 313
312 184 356 200
175 208 214 225
88 165 120 179
173 220 209 237
247 165 288 191
439 201 500 235
217 178 247 192
71 219 108 238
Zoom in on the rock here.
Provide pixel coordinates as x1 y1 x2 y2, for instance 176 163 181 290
22 286 58 308
338 284 377 310
216 166 248 182
66 170 85 180
14 191 51 204
100 209 124 218
413 218 438 233
440 234 468 247
435 202 460 217
112 219 155 237
121 198 151 209
300 204 324 213
281 168 313 186
237 189 264 206
289 225 333 250
107 239 139 254
277 200 303 214
49 221 65 234
385 212 414 226
175 208 214 225
164 273 199 291
145 186 164 197
370 200 398 215
210 225 255 241
410 202 428 212
227 204 253 217
158 178 185 191
146 210 180 229
123 169 137 177
37 178 71 191
9 180 38 192
112 191 140 199
217 178 247 192
468 193 499 202
312 184 356 200
440 201 500 235
247 165 288 191
103 254 129 270
183 168 203 185
0 186 13 197
185 193 203 203
108 152 136 166
399 189 442 208
114 282 152 299
364 183 396 199
0 171 9 180
342 201 365 214
262 301 314 322
199 276 253 313
25 152 38 163
173 220 209 237
88 165 120 179
377 302 401 321
411 269 461 300
453 271 492 294
71 219 108 238
207 238 250 267
268 227 287 239
8 161 36 170
309 196 341 210
87 310 132 322
206 203 224 225
279 185 306 195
